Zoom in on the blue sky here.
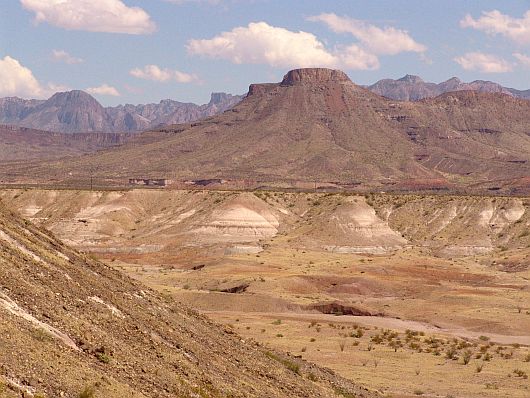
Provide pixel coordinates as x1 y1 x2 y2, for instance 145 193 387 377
1 0 529 106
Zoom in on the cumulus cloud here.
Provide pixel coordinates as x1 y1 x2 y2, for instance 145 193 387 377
454 52 512 73
186 22 379 70
51 49 84 64
86 84 120 96
0 55 46 97
130 65 201 83
20 0 156 34
514 52 530 67
308 13 426 55
461 10 530 45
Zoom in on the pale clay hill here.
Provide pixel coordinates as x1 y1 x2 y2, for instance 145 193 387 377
0 91 243 134
5 67 530 193
0 198 381 398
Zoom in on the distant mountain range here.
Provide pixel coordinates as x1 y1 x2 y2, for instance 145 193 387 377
367 75 530 101
7 68 530 195
0 91 243 133
1 75 527 134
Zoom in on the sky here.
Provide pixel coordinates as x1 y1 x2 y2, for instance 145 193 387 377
1 0 530 106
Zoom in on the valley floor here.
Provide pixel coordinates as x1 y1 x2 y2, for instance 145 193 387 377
2 188 529 397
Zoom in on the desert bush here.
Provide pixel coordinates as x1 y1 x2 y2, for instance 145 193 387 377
462 350 472 365
339 340 346 352
446 347 458 360
265 351 300 375
513 369 528 379
475 362 484 373
96 352 111 364
78 385 96 398
350 329 363 338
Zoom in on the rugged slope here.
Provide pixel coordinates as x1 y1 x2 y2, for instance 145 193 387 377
0 125 135 162
0 199 378 398
0 91 242 133
368 74 527 101
7 67 530 192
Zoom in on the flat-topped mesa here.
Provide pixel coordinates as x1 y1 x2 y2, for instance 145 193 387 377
280 68 351 86
247 83 278 96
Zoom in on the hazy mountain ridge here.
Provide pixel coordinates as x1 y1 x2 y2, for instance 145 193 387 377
0 91 243 133
368 74 529 101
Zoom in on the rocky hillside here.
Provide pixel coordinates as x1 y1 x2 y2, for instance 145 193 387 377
0 198 378 398
0 91 242 133
0 124 135 161
8 67 530 193
368 74 529 101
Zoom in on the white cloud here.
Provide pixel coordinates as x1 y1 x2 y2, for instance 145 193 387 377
186 22 379 70
514 52 530 67
461 10 530 45
308 13 426 55
454 52 512 73
20 0 156 34
0 55 45 97
130 65 201 83
86 84 120 96
51 49 83 64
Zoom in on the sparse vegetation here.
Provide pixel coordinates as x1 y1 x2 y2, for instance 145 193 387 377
78 385 96 398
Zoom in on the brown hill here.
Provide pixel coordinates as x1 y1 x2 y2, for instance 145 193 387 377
0 124 135 162
3 68 530 192
0 198 378 398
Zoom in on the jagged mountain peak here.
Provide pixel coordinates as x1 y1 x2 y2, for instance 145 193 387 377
397 74 424 84
46 90 101 107
0 91 244 133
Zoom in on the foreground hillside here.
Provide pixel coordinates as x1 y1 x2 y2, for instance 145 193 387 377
3 68 530 193
0 198 378 398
